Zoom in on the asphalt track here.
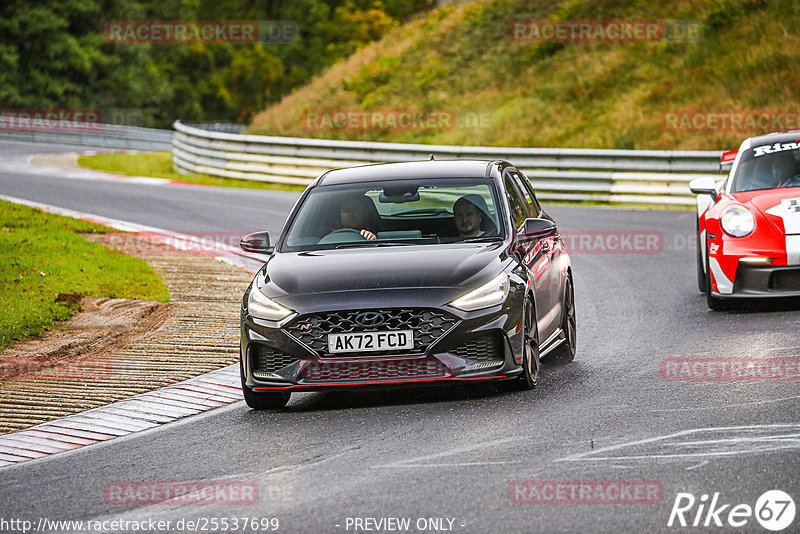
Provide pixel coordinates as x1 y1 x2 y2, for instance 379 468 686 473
1 140 799 533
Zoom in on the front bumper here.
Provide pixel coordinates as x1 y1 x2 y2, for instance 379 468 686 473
715 263 800 299
240 304 524 392
707 227 800 298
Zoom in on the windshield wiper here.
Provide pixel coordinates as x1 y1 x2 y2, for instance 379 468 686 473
335 241 414 249
461 236 503 243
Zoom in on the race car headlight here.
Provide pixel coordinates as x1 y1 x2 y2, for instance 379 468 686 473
247 286 293 321
450 273 509 311
720 205 755 237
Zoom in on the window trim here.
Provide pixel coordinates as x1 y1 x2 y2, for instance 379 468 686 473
509 170 542 217
277 177 507 252
502 170 530 231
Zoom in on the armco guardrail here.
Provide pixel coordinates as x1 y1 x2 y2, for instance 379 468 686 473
0 124 172 151
173 121 724 205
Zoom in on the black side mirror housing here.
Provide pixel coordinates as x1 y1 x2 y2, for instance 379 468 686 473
519 218 557 241
240 231 273 254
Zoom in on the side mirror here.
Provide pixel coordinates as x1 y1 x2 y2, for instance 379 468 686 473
240 231 272 254
689 176 718 201
519 218 557 241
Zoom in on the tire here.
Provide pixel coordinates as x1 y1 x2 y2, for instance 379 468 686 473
704 238 728 311
552 274 576 361
515 297 540 390
240 360 291 410
696 218 707 293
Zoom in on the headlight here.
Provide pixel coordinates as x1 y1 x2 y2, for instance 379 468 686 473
720 205 755 237
450 273 509 311
247 285 293 321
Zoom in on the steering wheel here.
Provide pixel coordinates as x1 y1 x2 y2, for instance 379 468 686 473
778 174 800 188
317 228 368 244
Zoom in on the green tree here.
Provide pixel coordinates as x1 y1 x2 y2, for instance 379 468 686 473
0 0 433 126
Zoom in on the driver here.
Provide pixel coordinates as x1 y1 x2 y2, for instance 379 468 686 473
453 194 495 238
770 152 800 188
336 196 379 240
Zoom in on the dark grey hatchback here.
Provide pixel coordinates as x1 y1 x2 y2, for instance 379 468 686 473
239 160 576 409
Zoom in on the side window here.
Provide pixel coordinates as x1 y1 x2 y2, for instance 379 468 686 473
510 171 541 216
504 175 528 230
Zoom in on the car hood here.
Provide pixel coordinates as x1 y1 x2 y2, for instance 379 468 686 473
260 243 509 297
731 186 800 235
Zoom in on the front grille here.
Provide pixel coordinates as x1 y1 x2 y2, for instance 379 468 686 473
251 344 299 374
450 333 504 364
303 358 449 382
284 309 459 357
770 269 800 291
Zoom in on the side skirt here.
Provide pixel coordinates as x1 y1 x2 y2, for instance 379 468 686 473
538 327 565 358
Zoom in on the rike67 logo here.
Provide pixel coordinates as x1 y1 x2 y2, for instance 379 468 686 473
668 490 795 531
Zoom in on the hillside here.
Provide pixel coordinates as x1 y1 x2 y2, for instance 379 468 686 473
248 0 800 150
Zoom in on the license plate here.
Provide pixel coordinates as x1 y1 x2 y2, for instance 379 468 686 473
328 330 414 354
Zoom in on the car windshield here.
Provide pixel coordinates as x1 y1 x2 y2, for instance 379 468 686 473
731 143 800 193
281 178 503 251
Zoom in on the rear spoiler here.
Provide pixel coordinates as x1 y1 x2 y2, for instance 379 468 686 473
720 149 737 171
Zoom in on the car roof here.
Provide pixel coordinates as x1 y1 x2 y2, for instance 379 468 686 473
316 160 503 186
745 130 800 147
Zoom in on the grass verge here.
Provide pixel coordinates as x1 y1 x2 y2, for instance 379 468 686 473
77 151 306 192
0 200 171 350
249 0 799 151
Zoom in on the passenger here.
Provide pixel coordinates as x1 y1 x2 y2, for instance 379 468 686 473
453 195 495 238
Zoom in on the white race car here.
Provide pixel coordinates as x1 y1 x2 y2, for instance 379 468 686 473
690 130 800 309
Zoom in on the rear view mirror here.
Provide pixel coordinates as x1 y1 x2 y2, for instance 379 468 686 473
379 184 420 203
240 231 273 254
379 191 420 203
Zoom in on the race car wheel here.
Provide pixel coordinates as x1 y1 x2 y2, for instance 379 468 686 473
696 219 707 293
516 297 540 390
704 238 728 311
552 274 576 361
